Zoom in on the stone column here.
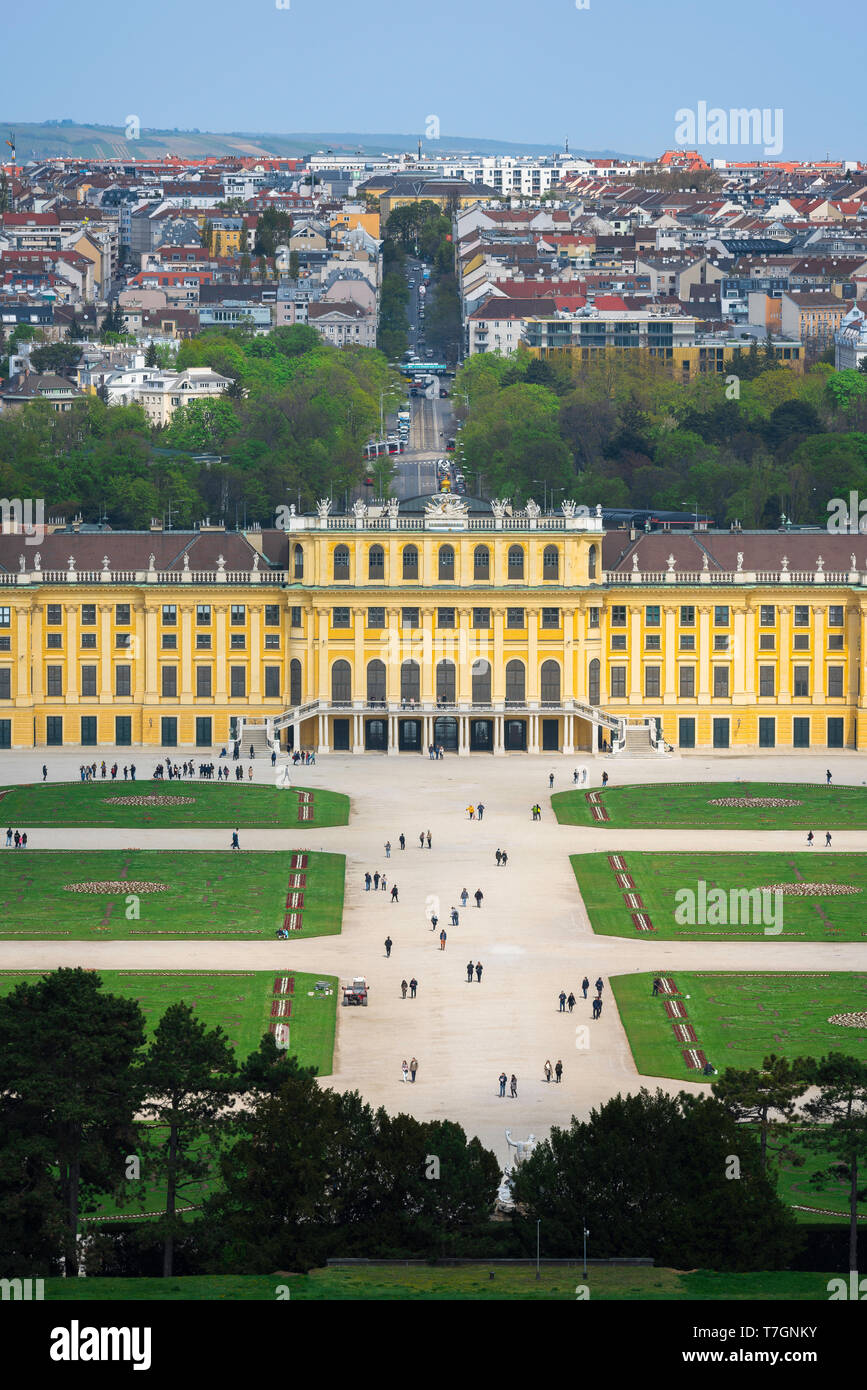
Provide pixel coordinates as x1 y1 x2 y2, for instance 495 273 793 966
249 605 261 698
732 608 747 699
65 604 78 698
812 606 826 701
99 604 112 701
386 607 400 703
144 605 158 701
563 711 574 755
778 606 791 702
180 606 193 701
17 608 31 702
458 713 469 756
316 609 329 701
457 607 472 705
353 711 364 754
697 605 711 698
629 607 641 706
527 607 539 703
420 608 435 703
663 606 677 700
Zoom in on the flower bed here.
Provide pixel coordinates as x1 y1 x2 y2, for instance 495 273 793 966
707 797 803 808
828 1012 867 1028
757 883 861 896
63 881 168 894
103 796 196 807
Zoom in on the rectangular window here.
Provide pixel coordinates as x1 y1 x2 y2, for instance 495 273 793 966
80 604 96 626
712 717 729 748
714 605 729 627
0 718 10 748
265 605 280 627
230 604 245 626
759 665 775 696
162 604 177 625
678 717 695 748
713 666 729 697
473 608 491 629
80 716 97 747
230 634 246 650
611 605 627 626
793 665 810 697
81 632 96 649
230 666 246 698
680 605 695 626
610 666 627 698
759 605 775 627
759 717 776 748
196 633 212 650
81 665 97 697
759 633 775 650
265 666 281 698
679 634 695 651
161 716 177 747
290 607 302 628
611 634 627 651
0 669 10 700
506 608 525 629
437 608 455 628
46 715 63 746
196 716 212 747
713 635 729 652
265 633 280 649
794 605 810 627
828 633 844 650
679 666 695 698
161 666 177 698
333 607 351 628
827 717 844 748
161 632 177 650
196 667 212 697
368 607 385 629
45 604 62 626
115 716 132 747
115 604 130 626
828 666 844 698
402 607 419 629
115 665 131 697
541 608 560 629
793 717 810 748
46 632 62 649
0 607 10 628
46 665 63 696
644 665 660 698
196 605 211 626
645 605 660 626
828 606 844 627
115 632 131 650
645 634 661 651
588 607 600 628
793 633 810 650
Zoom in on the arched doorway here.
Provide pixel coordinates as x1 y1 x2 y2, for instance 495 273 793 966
433 716 458 751
366 658 386 705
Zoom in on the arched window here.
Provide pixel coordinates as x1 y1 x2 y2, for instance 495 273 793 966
473 545 490 580
368 544 384 579
508 545 524 578
588 658 600 706
293 544 304 579
436 660 455 704
438 544 455 580
588 545 598 580
543 545 559 578
506 659 526 703
472 658 491 704
333 544 350 580
366 658 386 704
402 544 418 579
331 659 351 703
401 659 420 704
290 658 302 707
541 659 561 704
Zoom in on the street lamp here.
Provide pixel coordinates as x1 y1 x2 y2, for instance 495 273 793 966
533 478 548 512
549 486 566 515
583 1224 589 1280
680 499 699 532
536 1219 541 1281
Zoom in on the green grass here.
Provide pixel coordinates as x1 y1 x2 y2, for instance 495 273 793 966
610 971 867 1080
553 781 867 829
0 850 344 939
0 780 348 829
35 1267 844 1301
773 1129 867 1225
571 849 867 940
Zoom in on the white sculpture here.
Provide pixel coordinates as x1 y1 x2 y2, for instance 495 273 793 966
524 498 541 519
386 497 399 519
216 553 226 573
183 552 190 572
18 554 25 572
148 552 156 572
851 553 857 571
736 551 744 572
252 552 260 571
702 553 709 571
561 498 578 518
425 494 469 519
816 555 825 573
631 553 639 573
102 555 110 572
68 555 76 572
316 498 332 518
505 1129 537 1164
33 551 41 570
781 555 789 572
351 499 367 520
289 503 296 517
666 553 676 573
491 497 511 520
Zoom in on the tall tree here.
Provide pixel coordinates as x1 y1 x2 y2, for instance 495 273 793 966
803 1054 867 1274
713 1054 813 1171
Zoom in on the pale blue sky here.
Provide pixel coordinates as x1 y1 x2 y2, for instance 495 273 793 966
2 0 862 160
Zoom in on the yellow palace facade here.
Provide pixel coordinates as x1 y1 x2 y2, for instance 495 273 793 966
0 498 865 755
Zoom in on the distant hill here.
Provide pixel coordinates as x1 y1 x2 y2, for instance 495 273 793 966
0 120 643 163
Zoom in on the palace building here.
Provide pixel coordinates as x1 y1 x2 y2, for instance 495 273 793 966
0 496 863 755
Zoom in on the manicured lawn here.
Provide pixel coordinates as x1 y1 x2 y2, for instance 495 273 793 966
0 780 349 829
0 968 337 1076
37 1267 841 1300
571 849 867 940
553 781 867 830
0 849 344 939
610 970 867 1081
773 1129 867 1226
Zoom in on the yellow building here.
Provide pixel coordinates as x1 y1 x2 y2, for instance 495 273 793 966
0 505 862 755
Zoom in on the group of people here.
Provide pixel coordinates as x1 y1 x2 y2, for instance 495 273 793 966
153 760 247 781
365 871 398 901
80 761 136 781
401 1058 419 1083
558 977 604 1012
494 849 509 866
498 1073 519 1098
466 960 484 982
427 744 446 760
465 803 486 820
806 831 833 847
530 803 543 821
5 828 28 849
543 1059 564 1083
291 749 316 766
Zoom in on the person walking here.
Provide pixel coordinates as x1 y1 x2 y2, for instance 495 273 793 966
430 912 438 933
385 936 393 958
559 990 567 1012
652 977 662 996
439 929 447 951
380 875 387 892
555 1059 563 1083
496 849 502 866
596 976 604 997
475 961 483 983
450 906 459 926
271 750 277 768
477 803 485 820
549 772 554 789
401 978 408 998
231 830 239 850
467 805 475 820
21 833 26 849
474 889 483 908
410 1057 418 1083
582 976 590 999
596 998 604 1019
419 832 425 848
499 1072 507 1097
460 888 469 907
825 831 832 847
409 977 418 998
544 1059 553 1084
826 769 832 785
42 764 47 782
5 828 11 847
501 851 508 866
426 831 432 849
385 841 391 858
602 770 609 787
13 831 20 849
391 884 399 902
399 834 406 851
807 831 814 847
467 960 474 983
567 991 576 1013
401 1060 409 1083
510 1074 517 1098
373 871 380 890
365 872 372 891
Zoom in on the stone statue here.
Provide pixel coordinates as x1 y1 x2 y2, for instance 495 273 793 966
781 555 789 572
68 555 76 572
102 555 110 572
252 552 260 571
595 503 602 519
491 497 511 520
505 1129 537 1164
736 551 744 572
851 553 857 571
524 497 541 519
316 498 332 518
183 552 190 572
18 554 25 572
816 555 825 573
702 553 709 571
216 553 226 573
351 499 367 520
561 498 577 518
631 553 639 572
666 553 676 573
148 552 156 572
33 551 41 570
289 503 296 517
386 497 399 519
425 494 469 519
